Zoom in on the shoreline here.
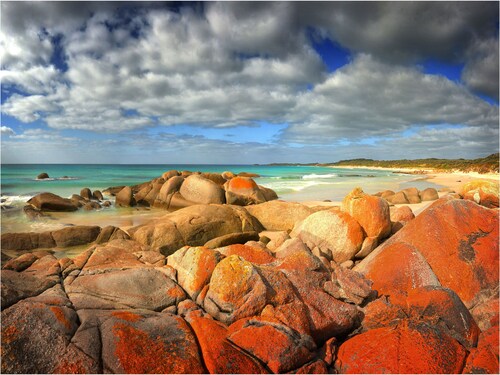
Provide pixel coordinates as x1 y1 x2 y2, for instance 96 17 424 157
331 165 498 192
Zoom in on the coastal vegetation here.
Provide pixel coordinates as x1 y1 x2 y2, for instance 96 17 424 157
323 153 499 173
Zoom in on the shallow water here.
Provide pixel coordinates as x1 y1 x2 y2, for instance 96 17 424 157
1 164 443 235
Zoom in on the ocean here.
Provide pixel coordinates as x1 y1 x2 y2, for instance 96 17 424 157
1 164 442 235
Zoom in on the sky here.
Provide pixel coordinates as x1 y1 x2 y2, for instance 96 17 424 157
1 1 499 164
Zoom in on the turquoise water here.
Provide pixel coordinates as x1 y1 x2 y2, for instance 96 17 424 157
1 164 441 234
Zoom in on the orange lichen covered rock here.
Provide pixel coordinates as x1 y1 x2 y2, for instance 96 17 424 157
204 255 268 324
245 200 314 231
341 187 391 240
291 210 365 263
460 179 499 208
102 313 204 374
358 198 499 308
406 286 480 349
225 176 267 205
185 312 268 374
362 296 407 331
228 317 316 373
389 205 415 222
217 243 275 264
355 242 440 298
463 324 500 374
335 321 468 374
167 246 223 300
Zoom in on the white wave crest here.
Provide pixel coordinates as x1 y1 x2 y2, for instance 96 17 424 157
302 173 338 180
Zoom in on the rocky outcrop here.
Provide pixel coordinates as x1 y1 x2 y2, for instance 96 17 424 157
80 188 92 200
225 177 266 205
460 179 499 208
27 192 78 212
245 200 314 231
36 172 49 179
115 186 136 207
179 174 226 205
291 210 364 263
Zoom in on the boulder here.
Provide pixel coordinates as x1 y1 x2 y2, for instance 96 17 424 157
154 176 185 208
245 200 314 231
83 201 101 210
92 190 103 201
204 231 259 249
225 177 266 205
70 194 86 207
36 172 49 179
420 187 439 201
204 255 268 324
228 317 316 373
386 191 409 204
200 172 226 186
23 205 48 220
335 321 468 374
167 246 223 300
390 205 415 222
401 187 421 203
460 179 499 208
355 236 378 259
237 172 260 178
259 185 279 201
115 186 136 207
217 243 275 264
66 267 186 310
1 231 56 250
80 188 92 200
179 174 225 205
27 192 78 212
161 169 180 180
2 253 38 272
130 204 263 255
463 324 499 374
95 310 205 374
185 312 269 374
51 226 101 247
103 185 125 196
356 197 499 308
341 187 391 240
95 226 130 244
291 210 364 263
221 171 235 180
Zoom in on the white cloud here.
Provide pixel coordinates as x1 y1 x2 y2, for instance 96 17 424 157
283 55 498 143
1 126 15 136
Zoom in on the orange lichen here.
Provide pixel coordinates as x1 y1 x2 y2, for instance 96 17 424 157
229 177 258 190
223 244 275 264
49 306 72 330
53 358 88 374
2 325 18 345
166 286 186 300
111 311 142 322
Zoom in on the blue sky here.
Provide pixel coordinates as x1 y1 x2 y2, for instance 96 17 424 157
1 1 498 164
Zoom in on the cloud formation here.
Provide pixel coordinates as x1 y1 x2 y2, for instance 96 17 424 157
1 1 498 162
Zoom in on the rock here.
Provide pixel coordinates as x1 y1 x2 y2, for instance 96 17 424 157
357 197 499 308
167 246 223 300
386 191 409 204
460 179 499 208
179 174 225 205
83 201 101 210
420 187 439 201
36 172 49 179
324 262 373 305
103 185 125 196
264 230 291 251
361 296 407 331
470 295 499 331
228 317 316 373
259 185 279 201
80 188 92 200
1 232 56 250
1 288 96 374
335 321 468 374
51 225 101 247
390 205 415 222
204 255 268 324
130 204 263 255
94 225 130 244
92 190 103 201
340 260 354 269
355 236 378 259
355 242 440 301
97 310 205 374
378 190 395 199
237 172 260 178
463 324 499 374
341 187 391 241
217 243 275 264
245 200 314 231
3 253 38 272
406 286 480 349
294 360 329 374
102 200 111 207
70 194 86 207
185 312 269 374
401 187 422 203
221 171 235 180
115 186 136 207
66 267 186 310
1 269 58 309
225 177 266 205
161 169 180 180
204 231 259 249
291 210 364 263
200 172 226 186
23 205 47 220
27 192 78 212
